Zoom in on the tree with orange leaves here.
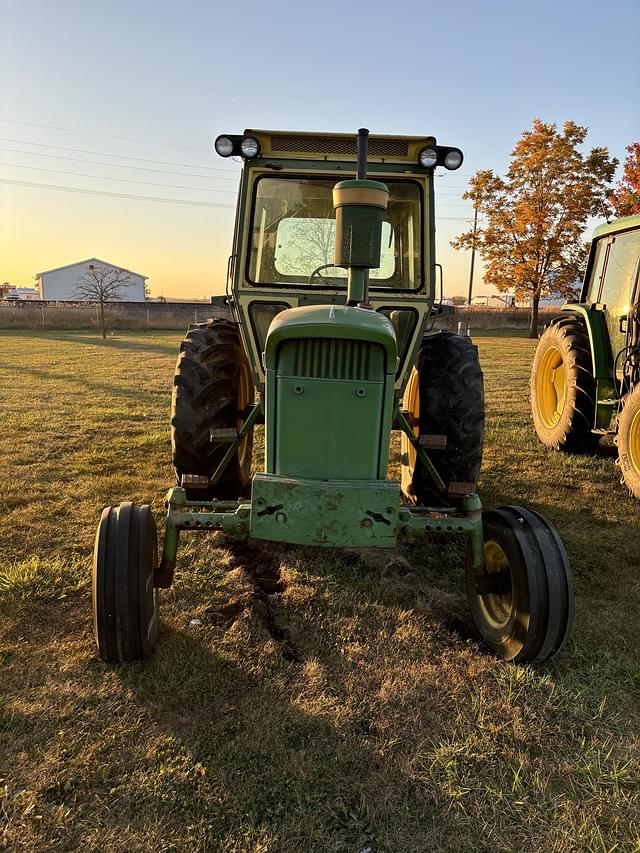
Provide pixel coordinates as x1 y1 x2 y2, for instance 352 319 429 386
608 143 640 217
452 120 617 337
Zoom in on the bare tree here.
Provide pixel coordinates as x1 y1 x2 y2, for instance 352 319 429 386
74 264 133 338
285 218 336 276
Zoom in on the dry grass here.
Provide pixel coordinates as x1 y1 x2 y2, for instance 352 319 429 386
1 329 639 852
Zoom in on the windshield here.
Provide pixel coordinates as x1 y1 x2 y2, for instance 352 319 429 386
247 176 422 289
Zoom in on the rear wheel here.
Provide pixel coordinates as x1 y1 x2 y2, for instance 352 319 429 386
401 332 485 505
172 319 254 500
616 384 640 499
531 316 598 451
93 502 159 663
467 506 573 663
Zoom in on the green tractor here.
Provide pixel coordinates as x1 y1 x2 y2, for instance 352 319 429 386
531 215 640 498
93 128 574 665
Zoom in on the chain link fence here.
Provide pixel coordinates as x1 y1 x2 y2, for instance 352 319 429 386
0 300 559 332
0 300 232 331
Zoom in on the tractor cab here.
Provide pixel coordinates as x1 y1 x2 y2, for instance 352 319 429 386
581 215 640 374
215 129 463 396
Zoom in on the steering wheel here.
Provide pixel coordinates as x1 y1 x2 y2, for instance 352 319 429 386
308 263 340 283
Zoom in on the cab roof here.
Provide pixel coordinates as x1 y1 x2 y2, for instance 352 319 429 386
244 129 437 165
592 213 640 241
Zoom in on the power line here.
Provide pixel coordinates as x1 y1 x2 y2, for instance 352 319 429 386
0 176 235 208
2 175 474 219
0 147 472 190
0 117 212 152
0 161 236 193
0 146 239 182
0 136 239 173
0 152 474 201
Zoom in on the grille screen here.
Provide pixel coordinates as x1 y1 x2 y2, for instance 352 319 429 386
270 135 409 158
278 338 385 381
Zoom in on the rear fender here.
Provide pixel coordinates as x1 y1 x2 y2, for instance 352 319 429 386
558 304 616 430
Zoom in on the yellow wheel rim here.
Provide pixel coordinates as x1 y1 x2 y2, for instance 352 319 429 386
536 345 566 429
478 540 513 630
629 408 640 476
401 367 420 499
237 360 254 472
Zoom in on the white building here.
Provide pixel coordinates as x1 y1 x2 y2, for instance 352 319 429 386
3 287 41 301
36 258 147 301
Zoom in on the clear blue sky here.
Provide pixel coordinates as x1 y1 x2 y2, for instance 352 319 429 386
1 0 638 297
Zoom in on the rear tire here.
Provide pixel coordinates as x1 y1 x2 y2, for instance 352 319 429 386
467 506 573 663
531 315 598 451
171 319 254 500
401 332 485 505
93 502 159 663
616 384 640 499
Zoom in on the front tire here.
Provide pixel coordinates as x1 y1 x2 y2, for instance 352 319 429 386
531 315 598 451
401 332 485 505
616 384 640 499
467 506 573 663
93 502 159 663
171 319 254 500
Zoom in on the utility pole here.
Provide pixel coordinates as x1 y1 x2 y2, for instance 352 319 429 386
467 201 479 306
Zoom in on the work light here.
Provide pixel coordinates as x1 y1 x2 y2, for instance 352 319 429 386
214 135 234 157
444 148 464 170
419 146 438 168
240 136 260 158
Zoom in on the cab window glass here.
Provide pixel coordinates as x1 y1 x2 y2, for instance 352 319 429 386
600 229 640 312
585 238 607 303
248 176 421 290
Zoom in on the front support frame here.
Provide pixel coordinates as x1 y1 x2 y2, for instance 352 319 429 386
156 486 485 590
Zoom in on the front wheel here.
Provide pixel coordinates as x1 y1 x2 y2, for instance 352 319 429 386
93 502 159 662
467 506 573 663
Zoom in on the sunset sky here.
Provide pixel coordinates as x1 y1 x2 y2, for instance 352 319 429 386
1 0 638 299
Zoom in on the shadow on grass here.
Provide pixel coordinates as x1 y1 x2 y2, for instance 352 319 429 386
2 534 638 851
15 363 169 404
111 621 454 851
30 332 183 357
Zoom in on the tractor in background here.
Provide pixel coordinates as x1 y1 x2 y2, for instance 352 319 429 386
531 215 640 498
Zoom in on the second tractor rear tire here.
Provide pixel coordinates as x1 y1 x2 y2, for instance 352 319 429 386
531 315 598 452
171 319 254 501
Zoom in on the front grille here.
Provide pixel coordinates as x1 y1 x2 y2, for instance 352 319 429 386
278 338 384 381
270 134 409 158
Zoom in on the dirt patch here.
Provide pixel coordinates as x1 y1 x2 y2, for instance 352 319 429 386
442 613 480 643
207 540 299 661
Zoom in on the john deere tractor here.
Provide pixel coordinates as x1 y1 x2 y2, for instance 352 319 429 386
93 128 574 665
531 215 640 498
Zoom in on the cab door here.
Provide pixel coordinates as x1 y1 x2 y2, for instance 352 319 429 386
597 228 640 375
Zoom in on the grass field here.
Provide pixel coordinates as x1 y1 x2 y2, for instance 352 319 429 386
1 330 639 853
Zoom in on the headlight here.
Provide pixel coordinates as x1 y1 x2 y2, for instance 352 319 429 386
240 136 260 158
444 148 464 170
419 146 438 169
214 135 234 157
